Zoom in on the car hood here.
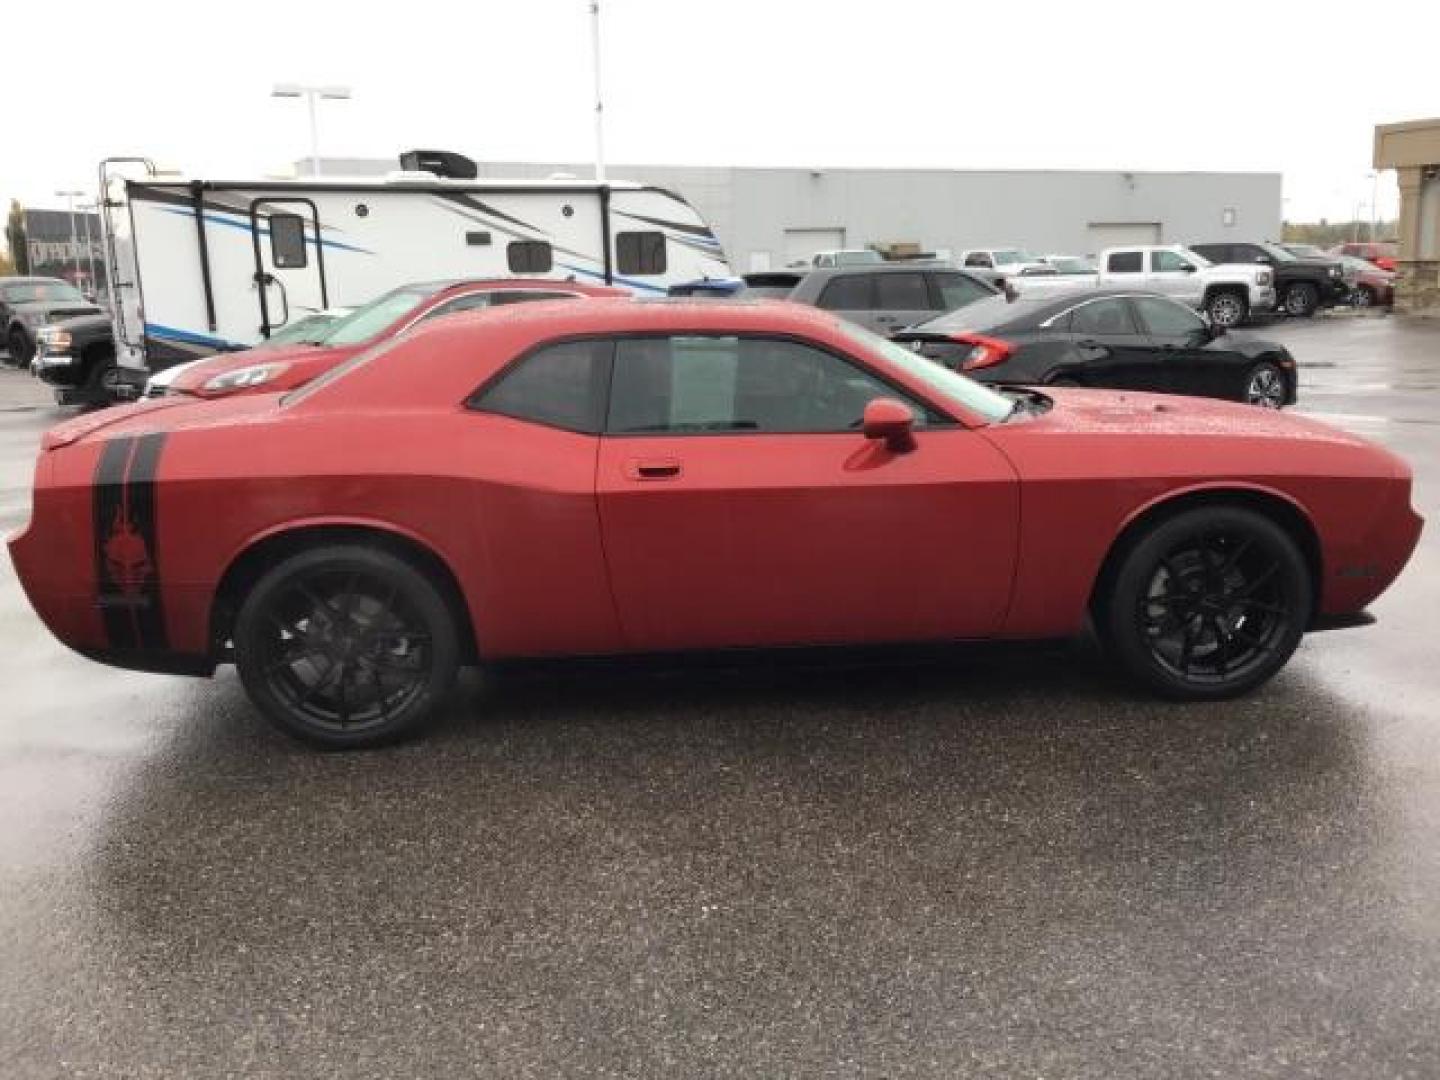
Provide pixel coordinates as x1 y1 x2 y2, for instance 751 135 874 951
166 341 359 396
11 299 102 321
44 311 112 331
1016 388 1375 451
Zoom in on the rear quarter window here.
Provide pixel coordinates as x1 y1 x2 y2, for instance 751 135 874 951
816 274 874 310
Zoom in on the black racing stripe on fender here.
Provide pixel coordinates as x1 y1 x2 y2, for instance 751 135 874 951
93 437 136 648
92 433 169 651
126 433 169 650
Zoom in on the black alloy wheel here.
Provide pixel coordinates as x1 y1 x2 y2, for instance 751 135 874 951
1243 362 1287 409
1102 506 1311 700
1283 282 1319 317
235 545 460 748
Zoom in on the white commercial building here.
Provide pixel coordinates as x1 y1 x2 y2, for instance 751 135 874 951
315 157 1282 274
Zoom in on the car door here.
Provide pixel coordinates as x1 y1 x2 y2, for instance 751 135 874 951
1130 295 1233 399
813 272 878 330
594 332 1019 651
1058 297 1160 389
1101 249 1146 288
1147 249 1202 299
871 271 934 334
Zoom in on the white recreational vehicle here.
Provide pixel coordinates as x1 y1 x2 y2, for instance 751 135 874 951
97 151 731 374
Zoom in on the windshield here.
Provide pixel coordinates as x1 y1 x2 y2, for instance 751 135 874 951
835 320 1013 424
1047 257 1094 274
1259 242 1297 263
315 285 443 345
992 250 1036 266
0 280 86 304
260 310 347 348
1176 247 1214 269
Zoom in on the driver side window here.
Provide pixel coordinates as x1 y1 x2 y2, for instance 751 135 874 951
1070 299 1138 335
1151 250 1194 273
606 336 924 434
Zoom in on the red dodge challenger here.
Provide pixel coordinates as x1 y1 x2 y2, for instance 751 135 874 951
9 299 1422 748
160 277 627 398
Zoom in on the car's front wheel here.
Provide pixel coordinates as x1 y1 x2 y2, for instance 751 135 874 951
6 327 32 367
234 545 461 748
1243 362 1287 409
1283 282 1319 317
1205 291 1248 329
1100 505 1312 700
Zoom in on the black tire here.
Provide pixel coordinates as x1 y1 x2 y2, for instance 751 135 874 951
1099 505 1312 701
1242 361 1287 409
234 544 461 749
6 326 32 367
1205 290 1248 329
79 352 119 408
1282 282 1319 317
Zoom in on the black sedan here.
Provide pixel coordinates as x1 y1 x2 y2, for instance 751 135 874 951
891 288 1296 408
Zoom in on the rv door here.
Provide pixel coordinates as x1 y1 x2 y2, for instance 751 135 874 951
249 198 329 337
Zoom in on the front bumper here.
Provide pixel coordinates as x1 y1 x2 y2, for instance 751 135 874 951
33 350 83 388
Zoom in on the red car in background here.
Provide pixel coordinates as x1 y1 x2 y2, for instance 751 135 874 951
10 301 1422 748
1331 241 1398 272
161 278 626 398
1337 255 1396 308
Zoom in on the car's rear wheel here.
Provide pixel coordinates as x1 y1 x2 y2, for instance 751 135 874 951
1100 506 1312 700
1205 291 1247 329
234 545 460 748
1243 362 1287 409
1350 285 1375 308
1283 282 1319 317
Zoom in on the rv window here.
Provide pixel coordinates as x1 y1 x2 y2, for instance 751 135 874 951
269 213 308 269
507 241 553 274
617 231 667 276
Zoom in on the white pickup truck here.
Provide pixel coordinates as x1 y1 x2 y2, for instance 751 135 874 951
1009 244 1275 328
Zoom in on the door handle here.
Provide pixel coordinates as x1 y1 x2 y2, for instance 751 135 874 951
625 458 682 480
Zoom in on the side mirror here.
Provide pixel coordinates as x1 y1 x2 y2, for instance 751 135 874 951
1180 263 1197 273
862 398 917 453
1255 255 1273 265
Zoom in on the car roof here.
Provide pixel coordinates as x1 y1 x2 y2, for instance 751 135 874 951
409 277 622 294
800 263 979 279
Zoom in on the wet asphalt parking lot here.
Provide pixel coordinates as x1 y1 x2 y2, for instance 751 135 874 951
2 313 1438 1078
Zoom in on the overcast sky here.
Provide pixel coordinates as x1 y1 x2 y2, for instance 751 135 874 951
4 0 1435 224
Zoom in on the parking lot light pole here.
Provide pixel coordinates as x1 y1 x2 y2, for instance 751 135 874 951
55 189 85 289
1369 171 1380 242
590 1 606 183
76 203 98 296
271 83 352 177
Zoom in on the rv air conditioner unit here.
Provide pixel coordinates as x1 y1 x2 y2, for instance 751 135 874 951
398 150 478 179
